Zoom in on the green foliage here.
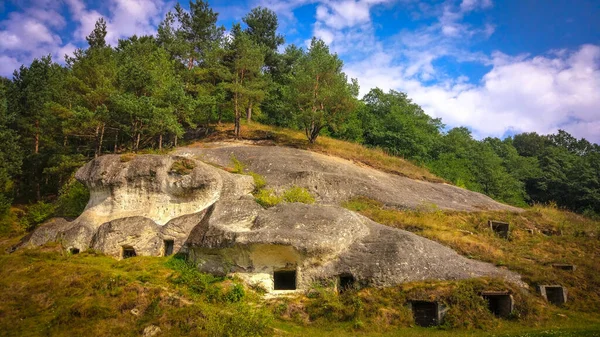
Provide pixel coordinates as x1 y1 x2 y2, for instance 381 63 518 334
230 154 246 173
166 254 223 295
285 38 358 143
21 202 54 231
249 171 266 190
55 179 89 218
225 284 246 303
254 188 282 208
206 302 273 337
170 158 197 175
282 186 315 204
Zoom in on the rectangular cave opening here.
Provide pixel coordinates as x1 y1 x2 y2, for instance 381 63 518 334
164 240 174 256
69 248 80 255
482 293 513 318
552 264 576 271
338 274 355 293
489 220 510 239
545 286 566 306
273 269 297 290
122 246 137 259
411 301 439 327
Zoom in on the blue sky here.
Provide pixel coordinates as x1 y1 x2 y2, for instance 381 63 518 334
1 0 599 142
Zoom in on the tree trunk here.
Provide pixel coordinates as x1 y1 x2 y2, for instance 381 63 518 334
94 125 100 158
159 134 163 150
35 120 39 154
234 92 240 139
97 123 105 157
174 134 178 147
114 130 118 153
63 135 68 148
246 102 253 123
135 133 141 152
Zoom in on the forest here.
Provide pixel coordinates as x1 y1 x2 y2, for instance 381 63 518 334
0 0 598 226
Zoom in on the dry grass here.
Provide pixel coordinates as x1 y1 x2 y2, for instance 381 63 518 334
344 197 600 313
189 122 445 183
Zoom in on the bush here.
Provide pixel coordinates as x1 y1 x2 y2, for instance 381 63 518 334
166 254 222 295
254 189 282 208
21 201 55 231
55 179 89 218
282 186 315 204
225 284 246 303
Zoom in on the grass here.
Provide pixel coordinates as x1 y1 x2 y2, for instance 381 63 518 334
343 197 600 313
188 122 445 183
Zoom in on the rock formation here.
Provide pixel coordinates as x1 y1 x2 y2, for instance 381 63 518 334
17 146 524 293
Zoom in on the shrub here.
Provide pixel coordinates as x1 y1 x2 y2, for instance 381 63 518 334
230 155 246 174
254 189 282 208
55 178 89 218
225 284 246 303
21 201 55 231
170 158 196 175
249 172 266 191
282 186 315 204
166 254 222 295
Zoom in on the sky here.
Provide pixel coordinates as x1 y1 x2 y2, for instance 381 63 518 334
1 0 599 143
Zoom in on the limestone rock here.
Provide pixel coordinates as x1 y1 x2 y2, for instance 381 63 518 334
175 144 522 212
18 146 524 292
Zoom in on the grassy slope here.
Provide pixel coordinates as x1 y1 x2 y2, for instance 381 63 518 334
191 122 445 183
1 123 599 336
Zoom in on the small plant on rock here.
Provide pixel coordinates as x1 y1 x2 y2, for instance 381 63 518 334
170 159 196 175
283 186 315 204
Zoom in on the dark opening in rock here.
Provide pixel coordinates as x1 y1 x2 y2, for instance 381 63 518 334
164 240 174 256
482 292 513 318
552 264 576 271
338 274 355 293
69 248 80 254
545 286 566 305
274 270 296 290
488 220 509 239
411 301 440 327
122 246 137 259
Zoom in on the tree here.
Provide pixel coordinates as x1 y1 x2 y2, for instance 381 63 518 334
0 78 22 214
86 17 108 49
358 88 443 162
115 36 185 150
286 38 358 143
158 0 224 69
225 25 265 138
241 7 283 122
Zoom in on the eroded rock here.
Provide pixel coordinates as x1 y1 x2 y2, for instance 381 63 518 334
18 148 524 292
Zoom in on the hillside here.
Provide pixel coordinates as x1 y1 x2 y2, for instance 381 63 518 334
1 125 599 336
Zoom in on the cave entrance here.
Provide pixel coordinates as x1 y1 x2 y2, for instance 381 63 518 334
411 301 441 327
545 286 566 306
338 274 355 293
122 246 137 259
164 240 174 256
482 292 513 318
69 248 80 255
489 220 510 239
273 269 296 290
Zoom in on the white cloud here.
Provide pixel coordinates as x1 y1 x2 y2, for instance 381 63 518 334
346 44 600 142
0 55 22 77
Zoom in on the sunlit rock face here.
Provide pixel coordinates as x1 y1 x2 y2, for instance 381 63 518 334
18 148 524 292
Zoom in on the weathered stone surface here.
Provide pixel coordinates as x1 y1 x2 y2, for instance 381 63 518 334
19 146 524 291
175 143 522 212
186 203 523 291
